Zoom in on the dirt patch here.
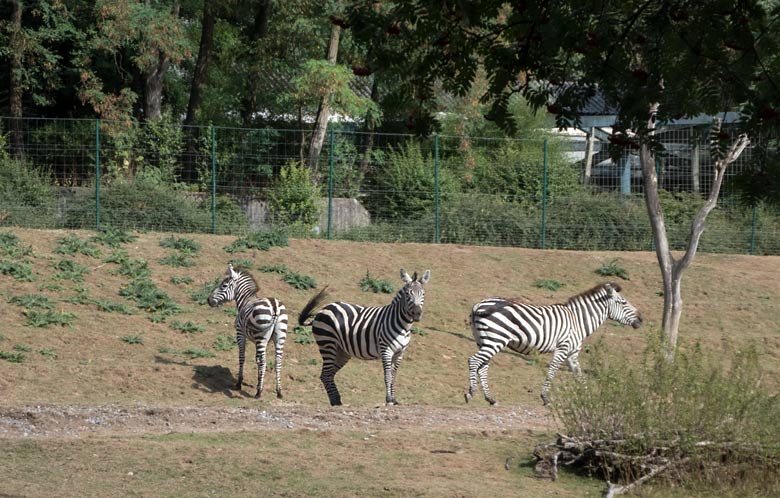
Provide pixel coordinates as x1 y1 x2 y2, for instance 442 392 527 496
0 403 553 439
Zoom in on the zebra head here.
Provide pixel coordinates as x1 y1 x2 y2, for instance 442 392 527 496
604 283 642 329
399 268 431 322
207 264 241 307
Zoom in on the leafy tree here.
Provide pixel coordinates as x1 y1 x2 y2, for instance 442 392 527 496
346 1 780 349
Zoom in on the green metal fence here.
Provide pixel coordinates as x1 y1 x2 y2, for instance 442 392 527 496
1 116 778 255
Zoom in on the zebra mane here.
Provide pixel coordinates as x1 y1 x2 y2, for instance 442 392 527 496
565 282 619 305
233 267 259 295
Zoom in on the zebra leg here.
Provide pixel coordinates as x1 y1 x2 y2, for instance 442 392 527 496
566 351 584 382
477 362 496 405
273 327 286 399
388 352 404 405
541 348 569 406
234 330 246 390
254 345 267 399
466 346 498 404
319 348 349 406
381 350 397 406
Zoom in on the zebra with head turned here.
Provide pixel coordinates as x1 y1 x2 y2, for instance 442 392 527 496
465 282 642 406
298 268 431 406
208 264 288 399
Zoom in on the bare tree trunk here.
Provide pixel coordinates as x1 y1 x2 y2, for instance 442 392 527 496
359 77 380 174
184 2 216 126
239 0 271 128
9 0 24 158
640 108 749 351
144 1 180 120
691 142 700 193
306 24 342 174
583 127 595 185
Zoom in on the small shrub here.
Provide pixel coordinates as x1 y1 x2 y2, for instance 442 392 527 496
90 228 138 247
0 231 33 258
595 258 630 280
39 348 58 359
13 344 32 352
160 236 201 254
359 271 394 293
119 278 181 316
282 272 316 290
534 279 565 291
292 325 314 345
224 228 288 253
229 258 253 269
170 276 193 285
8 294 55 309
103 250 129 264
183 347 216 359
259 264 289 274
159 253 196 267
0 259 35 281
411 326 428 336
121 335 144 344
93 300 137 315
214 334 236 351
114 258 151 279
23 309 76 327
0 350 25 363
158 346 181 356
171 320 206 334
61 285 92 305
53 259 90 282
191 277 222 305
38 282 64 292
55 234 101 258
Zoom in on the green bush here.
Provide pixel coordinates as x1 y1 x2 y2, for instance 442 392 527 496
224 228 288 253
0 156 57 228
267 161 321 229
63 178 212 232
364 142 459 221
200 195 249 234
551 333 780 493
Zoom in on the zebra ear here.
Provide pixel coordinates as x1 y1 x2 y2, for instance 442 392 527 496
228 264 239 279
400 268 413 284
605 282 618 296
420 269 431 284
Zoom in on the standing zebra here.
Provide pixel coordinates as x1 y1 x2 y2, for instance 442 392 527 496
298 268 431 406
208 264 288 399
466 282 642 406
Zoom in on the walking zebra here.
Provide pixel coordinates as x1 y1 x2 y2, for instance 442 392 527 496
466 282 642 406
208 264 288 399
298 268 431 406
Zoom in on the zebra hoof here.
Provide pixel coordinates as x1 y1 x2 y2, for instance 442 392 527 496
232 382 242 391
488 399 497 406
254 391 262 399
276 391 283 399
464 392 472 403
540 394 550 406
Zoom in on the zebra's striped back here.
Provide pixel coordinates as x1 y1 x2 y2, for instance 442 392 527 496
466 282 642 405
299 268 431 406
208 264 288 399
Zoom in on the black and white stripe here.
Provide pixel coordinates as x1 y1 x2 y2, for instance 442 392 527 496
208 264 288 399
466 282 642 406
298 268 431 406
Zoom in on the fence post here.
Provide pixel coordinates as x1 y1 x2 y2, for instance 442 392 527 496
750 204 758 255
327 128 334 240
434 133 440 243
541 139 548 249
211 126 216 234
95 119 100 230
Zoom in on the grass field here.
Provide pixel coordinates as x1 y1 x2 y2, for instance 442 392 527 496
1 228 778 497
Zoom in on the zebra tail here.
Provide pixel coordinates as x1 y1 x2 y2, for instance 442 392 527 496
298 286 330 327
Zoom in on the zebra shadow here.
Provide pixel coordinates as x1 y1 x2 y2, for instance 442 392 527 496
191 364 246 398
154 355 242 398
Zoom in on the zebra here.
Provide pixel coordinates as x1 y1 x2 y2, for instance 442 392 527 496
465 282 642 406
207 263 288 399
298 268 431 406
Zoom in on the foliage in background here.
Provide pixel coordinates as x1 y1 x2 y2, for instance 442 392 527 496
267 161 321 229
595 258 630 280
359 271 394 293
0 156 56 228
223 228 289 253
